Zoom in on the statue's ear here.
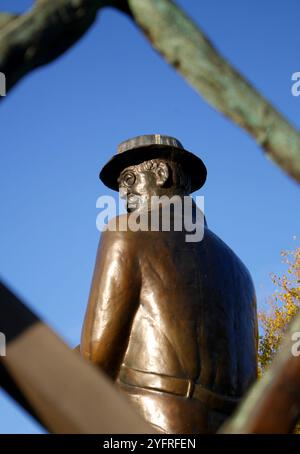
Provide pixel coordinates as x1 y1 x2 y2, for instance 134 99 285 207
155 161 169 186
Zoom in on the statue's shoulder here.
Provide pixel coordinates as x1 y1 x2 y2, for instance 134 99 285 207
204 226 255 290
101 214 142 244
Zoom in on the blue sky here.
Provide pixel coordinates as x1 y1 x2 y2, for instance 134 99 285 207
0 0 299 433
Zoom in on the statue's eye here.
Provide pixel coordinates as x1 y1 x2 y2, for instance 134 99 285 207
123 172 136 187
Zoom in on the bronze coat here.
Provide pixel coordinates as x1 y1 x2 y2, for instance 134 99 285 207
81 207 258 433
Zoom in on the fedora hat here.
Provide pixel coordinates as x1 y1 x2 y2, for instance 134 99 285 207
99 134 207 193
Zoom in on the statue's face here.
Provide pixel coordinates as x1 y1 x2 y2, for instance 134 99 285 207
118 158 175 213
118 164 158 212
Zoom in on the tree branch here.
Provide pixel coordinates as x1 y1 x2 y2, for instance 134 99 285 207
0 13 19 31
0 0 114 93
126 0 300 184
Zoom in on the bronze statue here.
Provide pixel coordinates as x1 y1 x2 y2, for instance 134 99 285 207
80 134 258 434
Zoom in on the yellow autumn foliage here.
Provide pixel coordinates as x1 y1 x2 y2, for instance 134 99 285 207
258 247 300 374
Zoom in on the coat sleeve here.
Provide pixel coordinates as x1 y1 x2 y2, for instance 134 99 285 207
80 222 141 380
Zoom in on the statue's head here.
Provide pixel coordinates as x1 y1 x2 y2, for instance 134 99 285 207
100 135 207 213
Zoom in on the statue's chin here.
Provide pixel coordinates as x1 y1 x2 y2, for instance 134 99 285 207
127 202 139 213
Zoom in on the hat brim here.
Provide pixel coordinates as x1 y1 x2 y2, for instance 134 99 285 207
99 145 207 193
